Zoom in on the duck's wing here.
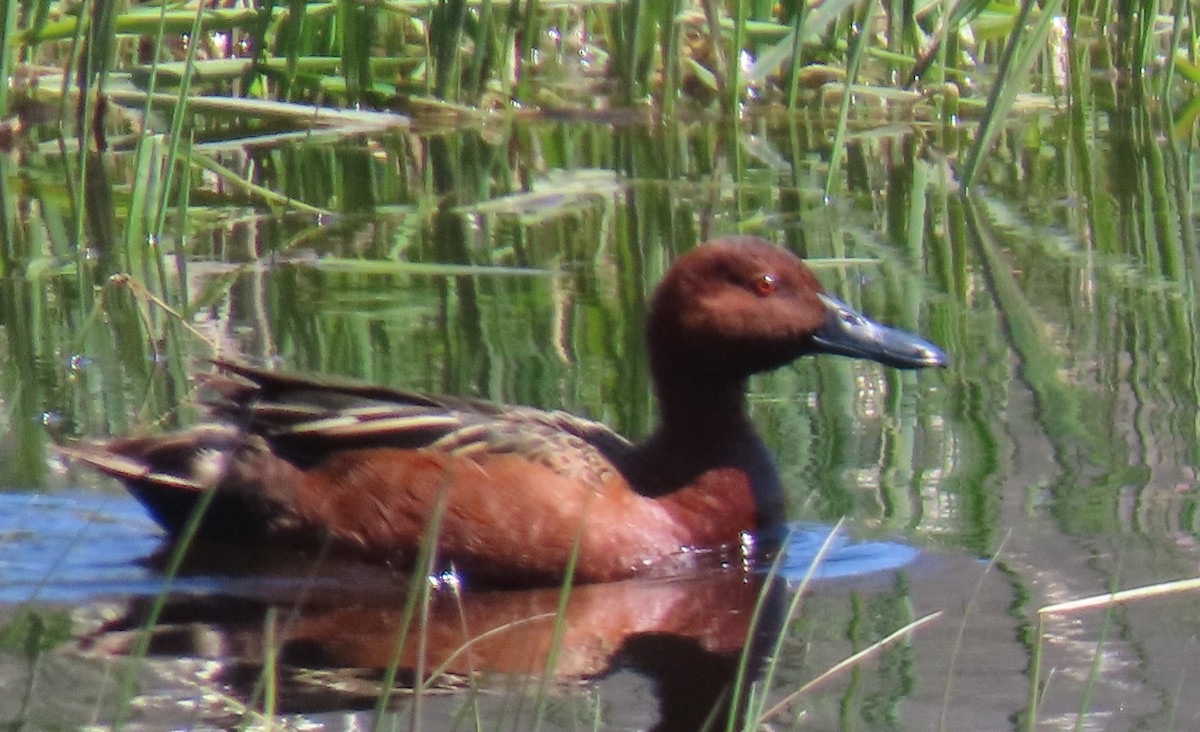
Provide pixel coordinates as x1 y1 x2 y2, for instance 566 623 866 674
204 360 635 483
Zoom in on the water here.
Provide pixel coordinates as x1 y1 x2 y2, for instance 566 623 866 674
1 108 1199 729
0 492 163 604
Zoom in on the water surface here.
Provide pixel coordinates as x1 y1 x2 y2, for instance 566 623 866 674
1 105 1198 730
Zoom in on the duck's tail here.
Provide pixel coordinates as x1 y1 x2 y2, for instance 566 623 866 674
57 424 294 540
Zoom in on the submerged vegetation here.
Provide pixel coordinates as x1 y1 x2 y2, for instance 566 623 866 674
0 0 1197 729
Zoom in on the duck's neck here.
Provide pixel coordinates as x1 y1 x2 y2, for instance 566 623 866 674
621 375 784 528
656 376 751 433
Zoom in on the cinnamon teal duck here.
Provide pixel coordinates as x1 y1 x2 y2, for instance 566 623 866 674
63 236 946 586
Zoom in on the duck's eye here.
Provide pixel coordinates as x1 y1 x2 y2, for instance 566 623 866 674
752 274 777 297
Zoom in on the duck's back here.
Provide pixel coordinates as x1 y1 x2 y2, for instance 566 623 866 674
204 361 635 492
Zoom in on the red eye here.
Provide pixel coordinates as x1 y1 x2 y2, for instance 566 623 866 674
753 274 777 297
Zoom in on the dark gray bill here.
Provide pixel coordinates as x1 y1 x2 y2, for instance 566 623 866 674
811 294 947 370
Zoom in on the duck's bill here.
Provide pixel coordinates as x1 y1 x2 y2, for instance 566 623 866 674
811 294 947 370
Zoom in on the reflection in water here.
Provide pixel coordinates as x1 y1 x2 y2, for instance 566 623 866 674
84 565 788 731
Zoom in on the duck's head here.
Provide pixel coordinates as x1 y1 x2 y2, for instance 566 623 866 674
646 236 947 385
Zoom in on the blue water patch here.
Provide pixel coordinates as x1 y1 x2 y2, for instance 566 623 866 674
775 522 920 582
0 492 919 604
0 491 167 604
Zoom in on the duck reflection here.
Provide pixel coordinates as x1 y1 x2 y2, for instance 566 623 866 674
84 561 788 731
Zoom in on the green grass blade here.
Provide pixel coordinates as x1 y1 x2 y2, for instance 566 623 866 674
961 0 1066 188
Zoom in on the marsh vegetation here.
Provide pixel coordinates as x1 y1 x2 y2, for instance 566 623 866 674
0 0 1197 729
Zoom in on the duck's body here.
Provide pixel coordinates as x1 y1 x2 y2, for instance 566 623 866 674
65 237 946 587
92 368 764 585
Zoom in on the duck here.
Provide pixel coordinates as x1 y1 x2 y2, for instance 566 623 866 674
62 236 946 587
